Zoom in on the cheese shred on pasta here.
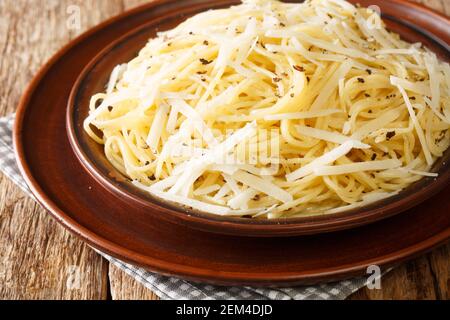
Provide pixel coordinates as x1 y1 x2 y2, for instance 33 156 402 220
84 0 450 218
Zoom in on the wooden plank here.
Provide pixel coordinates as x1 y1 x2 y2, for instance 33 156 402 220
427 244 450 300
109 264 160 300
349 254 438 300
0 0 126 300
0 176 109 299
349 243 449 300
124 0 152 9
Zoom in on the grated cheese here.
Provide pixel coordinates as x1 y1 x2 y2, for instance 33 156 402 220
84 0 449 219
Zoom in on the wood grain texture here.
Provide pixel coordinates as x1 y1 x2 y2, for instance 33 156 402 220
0 0 126 300
109 265 160 300
0 0 448 300
349 244 450 300
0 172 109 299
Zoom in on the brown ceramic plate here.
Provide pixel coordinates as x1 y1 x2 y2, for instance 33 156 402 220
67 0 450 237
13 0 450 286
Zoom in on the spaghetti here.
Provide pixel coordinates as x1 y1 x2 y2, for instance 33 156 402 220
84 0 450 218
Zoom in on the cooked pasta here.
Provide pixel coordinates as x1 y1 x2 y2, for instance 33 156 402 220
84 0 450 218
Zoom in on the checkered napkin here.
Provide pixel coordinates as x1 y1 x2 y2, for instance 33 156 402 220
0 113 370 300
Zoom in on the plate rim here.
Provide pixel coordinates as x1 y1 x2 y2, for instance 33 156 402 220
12 0 450 285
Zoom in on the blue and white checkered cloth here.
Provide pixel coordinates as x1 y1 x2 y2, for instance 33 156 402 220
1 113 372 299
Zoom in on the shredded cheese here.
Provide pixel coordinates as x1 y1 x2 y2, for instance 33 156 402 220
84 0 449 219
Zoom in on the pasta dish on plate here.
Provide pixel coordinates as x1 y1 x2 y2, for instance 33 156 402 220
84 0 450 218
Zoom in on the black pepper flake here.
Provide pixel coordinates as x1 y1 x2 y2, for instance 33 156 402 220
108 106 113 112
293 65 305 72
95 99 104 108
357 77 365 83
149 175 156 181
199 58 213 65
307 76 310 82
203 40 209 45
144 161 150 166
371 153 377 161
290 93 295 98
368 109 372 113
189 31 193 35
386 131 396 140
197 71 207 75
279 22 286 27
364 93 371 97
253 195 261 201
410 96 416 100
366 69 372 75
201 77 206 82
273 77 282 83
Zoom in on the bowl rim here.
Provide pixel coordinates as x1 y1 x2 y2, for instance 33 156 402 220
66 0 450 237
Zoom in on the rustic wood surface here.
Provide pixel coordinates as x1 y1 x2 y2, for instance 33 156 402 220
0 0 448 300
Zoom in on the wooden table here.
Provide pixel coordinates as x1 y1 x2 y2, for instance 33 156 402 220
0 0 448 300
